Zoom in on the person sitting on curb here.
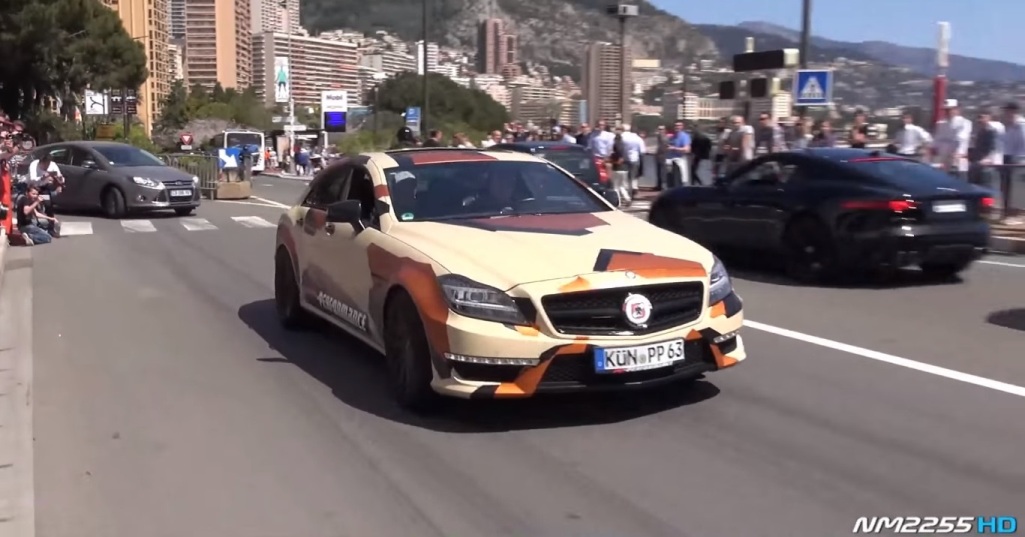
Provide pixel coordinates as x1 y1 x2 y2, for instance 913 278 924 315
16 184 60 244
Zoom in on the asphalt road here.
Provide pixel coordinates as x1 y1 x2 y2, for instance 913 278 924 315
23 174 1025 537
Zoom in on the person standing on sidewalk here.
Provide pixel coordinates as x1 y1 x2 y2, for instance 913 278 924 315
620 124 645 198
653 125 669 190
712 117 732 177
723 115 754 174
933 100 972 178
689 126 712 185
666 121 691 188
892 111 932 159
610 127 630 205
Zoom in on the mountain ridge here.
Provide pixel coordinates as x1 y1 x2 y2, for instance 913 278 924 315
735 21 1025 82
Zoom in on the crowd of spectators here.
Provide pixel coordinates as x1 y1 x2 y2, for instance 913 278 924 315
1 111 64 245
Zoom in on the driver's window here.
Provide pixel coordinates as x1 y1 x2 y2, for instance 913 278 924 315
303 165 350 208
47 148 70 165
345 167 377 223
733 161 781 188
69 148 93 167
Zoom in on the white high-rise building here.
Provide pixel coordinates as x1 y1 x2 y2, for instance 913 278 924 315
251 0 299 34
415 40 439 75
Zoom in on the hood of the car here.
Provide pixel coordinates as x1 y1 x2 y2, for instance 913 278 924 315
116 165 194 182
388 210 714 291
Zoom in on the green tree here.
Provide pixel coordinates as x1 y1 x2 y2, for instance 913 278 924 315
155 80 189 132
375 72 509 135
0 0 147 121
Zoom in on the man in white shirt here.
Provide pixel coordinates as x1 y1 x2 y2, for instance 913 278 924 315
619 124 646 196
28 153 62 183
480 130 502 148
724 115 754 174
932 99 972 178
587 121 615 160
1001 102 1025 165
892 111 932 159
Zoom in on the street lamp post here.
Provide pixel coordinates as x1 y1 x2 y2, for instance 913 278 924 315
797 0 812 118
606 4 638 126
282 1 296 174
421 0 429 136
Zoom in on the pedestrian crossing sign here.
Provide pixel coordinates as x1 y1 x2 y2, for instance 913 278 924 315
793 69 833 106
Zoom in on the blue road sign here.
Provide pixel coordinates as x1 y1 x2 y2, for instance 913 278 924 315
405 106 421 130
793 70 833 106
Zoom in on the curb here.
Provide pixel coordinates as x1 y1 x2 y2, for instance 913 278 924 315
990 235 1025 254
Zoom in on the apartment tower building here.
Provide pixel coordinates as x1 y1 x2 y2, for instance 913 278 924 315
582 42 631 125
183 0 252 89
168 0 185 38
477 18 520 75
252 32 359 108
251 0 300 34
101 0 171 134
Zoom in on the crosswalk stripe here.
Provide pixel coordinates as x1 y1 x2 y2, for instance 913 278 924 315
121 220 157 232
180 217 217 231
60 221 93 236
231 216 276 228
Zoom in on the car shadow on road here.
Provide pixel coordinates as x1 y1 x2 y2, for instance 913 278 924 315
238 299 720 433
986 309 1025 333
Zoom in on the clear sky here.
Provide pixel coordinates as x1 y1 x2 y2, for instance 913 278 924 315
649 0 1024 64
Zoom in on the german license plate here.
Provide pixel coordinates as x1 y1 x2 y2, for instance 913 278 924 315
170 189 192 197
594 339 685 373
933 201 966 213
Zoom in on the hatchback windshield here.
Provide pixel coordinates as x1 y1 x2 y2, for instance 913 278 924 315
95 146 166 167
384 160 608 221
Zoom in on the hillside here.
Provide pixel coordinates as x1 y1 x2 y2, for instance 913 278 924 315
736 21 1025 82
299 0 718 72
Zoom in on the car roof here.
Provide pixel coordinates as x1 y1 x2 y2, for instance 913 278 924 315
364 147 543 169
38 141 134 150
793 147 892 162
492 141 585 152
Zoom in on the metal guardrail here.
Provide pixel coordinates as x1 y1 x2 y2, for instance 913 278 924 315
160 153 253 200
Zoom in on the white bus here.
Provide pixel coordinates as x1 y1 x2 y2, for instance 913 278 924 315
210 130 266 173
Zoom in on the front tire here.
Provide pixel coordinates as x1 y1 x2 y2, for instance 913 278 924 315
102 187 127 219
274 249 311 330
384 291 438 412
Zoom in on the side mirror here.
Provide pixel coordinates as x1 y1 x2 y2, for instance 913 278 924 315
602 189 622 207
325 199 364 232
81 160 98 169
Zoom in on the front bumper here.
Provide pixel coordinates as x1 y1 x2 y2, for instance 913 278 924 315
126 185 201 211
841 220 989 269
429 286 746 400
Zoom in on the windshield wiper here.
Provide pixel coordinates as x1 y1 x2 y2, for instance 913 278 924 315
420 212 506 222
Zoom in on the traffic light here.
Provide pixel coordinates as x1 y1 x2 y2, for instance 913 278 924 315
732 49 799 72
749 78 768 99
718 81 736 100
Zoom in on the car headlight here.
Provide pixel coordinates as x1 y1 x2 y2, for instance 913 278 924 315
132 176 163 189
708 256 733 305
438 274 528 325
192 175 200 185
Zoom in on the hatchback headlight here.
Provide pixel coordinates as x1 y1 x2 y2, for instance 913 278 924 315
192 175 200 185
438 274 528 325
708 256 733 305
132 176 163 189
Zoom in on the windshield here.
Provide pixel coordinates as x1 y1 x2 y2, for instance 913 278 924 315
225 132 263 148
384 160 608 222
95 146 166 167
534 148 600 184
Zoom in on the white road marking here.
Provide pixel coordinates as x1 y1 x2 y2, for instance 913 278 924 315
213 200 283 208
121 220 157 233
179 217 217 231
979 260 1025 268
250 196 291 209
745 320 1025 399
59 221 93 236
232 216 276 228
